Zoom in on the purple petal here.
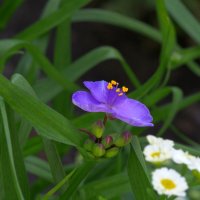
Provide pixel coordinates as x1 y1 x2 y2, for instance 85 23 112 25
84 80 125 106
72 91 111 113
111 98 153 127
83 81 109 104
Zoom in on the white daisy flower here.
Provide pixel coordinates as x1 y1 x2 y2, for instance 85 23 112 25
143 144 173 163
147 135 174 147
187 156 200 173
172 149 195 166
174 197 187 200
152 168 188 197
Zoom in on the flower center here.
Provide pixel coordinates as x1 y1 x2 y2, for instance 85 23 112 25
151 151 161 158
161 179 176 190
107 80 128 96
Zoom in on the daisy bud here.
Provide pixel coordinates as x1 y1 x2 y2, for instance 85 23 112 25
114 131 132 147
83 139 94 152
91 120 104 138
102 135 113 148
92 143 105 157
105 147 119 158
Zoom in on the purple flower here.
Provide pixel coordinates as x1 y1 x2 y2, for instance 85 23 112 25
72 80 153 127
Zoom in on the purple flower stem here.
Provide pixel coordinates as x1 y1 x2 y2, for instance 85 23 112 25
96 137 102 144
79 128 96 141
103 114 108 126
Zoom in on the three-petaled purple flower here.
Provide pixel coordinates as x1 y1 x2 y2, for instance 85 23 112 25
72 80 153 127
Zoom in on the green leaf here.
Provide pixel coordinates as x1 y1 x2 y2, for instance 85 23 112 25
128 137 156 200
0 39 78 91
157 87 183 136
73 9 161 42
171 46 200 69
33 46 140 102
0 74 83 147
0 98 29 200
11 74 34 147
15 0 91 41
12 74 66 183
23 136 43 157
73 8 200 77
42 138 66 183
43 169 75 200
25 156 53 182
80 173 131 199
143 87 172 107
53 10 72 117
0 0 24 29
153 92 200 122
165 0 200 44
15 0 62 82
60 161 96 199
170 125 200 148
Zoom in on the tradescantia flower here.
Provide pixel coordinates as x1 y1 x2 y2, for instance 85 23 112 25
72 80 153 127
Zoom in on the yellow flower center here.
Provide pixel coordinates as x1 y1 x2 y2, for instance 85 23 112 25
122 86 128 92
107 80 128 96
161 179 176 190
111 80 117 86
151 151 161 158
107 82 113 90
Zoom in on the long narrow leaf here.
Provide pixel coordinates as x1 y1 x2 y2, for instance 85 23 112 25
0 98 27 200
128 137 156 200
0 74 83 146
165 0 200 44
15 0 91 41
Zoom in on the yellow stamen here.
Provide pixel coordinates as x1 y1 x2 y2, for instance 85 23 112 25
111 80 117 86
118 92 123 96
107 83 113 90
122 86 128 93
161 179 176 190
151 152 161 158
116 88 120 92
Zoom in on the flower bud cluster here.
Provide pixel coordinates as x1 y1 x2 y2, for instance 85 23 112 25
83 120 132 159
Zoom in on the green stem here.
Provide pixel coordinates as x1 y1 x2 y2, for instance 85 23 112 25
42 169 75 200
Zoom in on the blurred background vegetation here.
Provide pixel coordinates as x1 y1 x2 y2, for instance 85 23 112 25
1 0 199 143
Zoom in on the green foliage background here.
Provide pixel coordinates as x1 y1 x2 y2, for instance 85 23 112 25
0 0 200 199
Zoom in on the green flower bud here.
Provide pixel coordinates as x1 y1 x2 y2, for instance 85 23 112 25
102 135 113 148
105 147 119 158
92 143 105 157
122 131 132 145
114 136 125 147
83 139 94 152
114 131 132 147
91 120 104 138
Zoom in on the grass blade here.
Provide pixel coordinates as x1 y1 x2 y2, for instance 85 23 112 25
0 98 27 200
25 156 53 182
0 0 24 29
12 74 66 183
157 87 183 136
15 0 91 41
165 0 200 44
34 46 140 102
73 9 161 42
0 39 78 91
60 161 96 199
128 137 156 200
0 74 83 147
